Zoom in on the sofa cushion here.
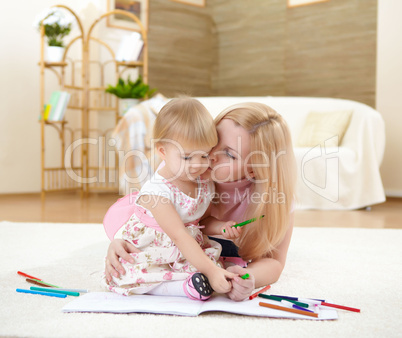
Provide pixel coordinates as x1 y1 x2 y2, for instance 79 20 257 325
297 110 353 148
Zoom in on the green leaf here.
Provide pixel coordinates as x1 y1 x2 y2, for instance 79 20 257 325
105 76 157 99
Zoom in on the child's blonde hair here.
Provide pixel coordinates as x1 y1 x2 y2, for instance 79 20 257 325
215 102 297 261
154 97 217 149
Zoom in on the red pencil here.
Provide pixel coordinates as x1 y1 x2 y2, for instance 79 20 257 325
321 301 361 313
17 271 42 281
249 284 271 300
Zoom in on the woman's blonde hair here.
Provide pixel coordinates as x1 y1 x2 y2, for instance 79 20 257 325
215 102 297 261
154 97 217 149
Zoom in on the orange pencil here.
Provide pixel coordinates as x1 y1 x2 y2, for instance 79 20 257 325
249 284 271 300
259 301 318 318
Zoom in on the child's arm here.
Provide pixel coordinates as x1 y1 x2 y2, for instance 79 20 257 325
138 195 237 293
105 239 139 282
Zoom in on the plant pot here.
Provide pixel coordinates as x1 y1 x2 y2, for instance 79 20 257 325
47 46 65 62
119 98 140 116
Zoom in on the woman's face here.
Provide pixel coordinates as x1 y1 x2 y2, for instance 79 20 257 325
207 119 254 183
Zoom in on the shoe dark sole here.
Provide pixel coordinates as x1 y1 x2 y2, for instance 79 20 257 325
191 272 213 298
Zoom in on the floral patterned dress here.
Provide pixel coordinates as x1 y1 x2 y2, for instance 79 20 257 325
101 171 222 296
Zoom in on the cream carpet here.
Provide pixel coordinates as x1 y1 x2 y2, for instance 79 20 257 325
0 221 401 338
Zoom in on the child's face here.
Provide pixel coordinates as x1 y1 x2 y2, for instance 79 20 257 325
158 141 211 182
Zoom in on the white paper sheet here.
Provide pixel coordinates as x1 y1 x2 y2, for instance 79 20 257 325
62 292 338 320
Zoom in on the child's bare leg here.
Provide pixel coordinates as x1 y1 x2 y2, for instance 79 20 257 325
147 280 185 297
147 273 213 301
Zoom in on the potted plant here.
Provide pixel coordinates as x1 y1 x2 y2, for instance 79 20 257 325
105 76 156 116
34 8 73 62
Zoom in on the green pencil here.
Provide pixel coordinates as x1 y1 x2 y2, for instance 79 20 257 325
240 273 250 280
30 286 80 297
223 215 265 233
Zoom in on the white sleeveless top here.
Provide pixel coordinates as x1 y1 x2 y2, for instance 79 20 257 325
137 171 215 224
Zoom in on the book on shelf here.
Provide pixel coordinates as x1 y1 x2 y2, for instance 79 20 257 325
45 91 71 121
39 91 59 121
116 32 144 62
39 104 52 121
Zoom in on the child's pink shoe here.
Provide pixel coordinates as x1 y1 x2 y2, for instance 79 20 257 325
183 272 213 301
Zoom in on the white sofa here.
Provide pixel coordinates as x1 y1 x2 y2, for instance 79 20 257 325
115 96 386 210
195 96 386 210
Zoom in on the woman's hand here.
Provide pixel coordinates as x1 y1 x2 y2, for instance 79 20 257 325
105 239 140 282
206 267 238 294
225 265 255 301
220 220 243 239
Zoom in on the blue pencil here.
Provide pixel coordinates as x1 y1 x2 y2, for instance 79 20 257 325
292 304 315 313
281 300 315 313
16 288 67 298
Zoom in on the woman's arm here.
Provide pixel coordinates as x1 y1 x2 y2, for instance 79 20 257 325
201 215 241 239
247 213 293 286
226 213 294 300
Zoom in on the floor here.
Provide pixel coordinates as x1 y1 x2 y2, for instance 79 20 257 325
0 192 400 228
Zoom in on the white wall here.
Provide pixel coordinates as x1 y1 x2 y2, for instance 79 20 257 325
0 1 105 193
0 1 401 195
376 0 402 197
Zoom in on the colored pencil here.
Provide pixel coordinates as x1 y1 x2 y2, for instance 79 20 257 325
267 293 360 313
271 294 326 306
249 284 271 300
18 271 42 281
223 215 265 233
26 278 60 288
270 294 298 301
258 294 283 302
30 287 80 297
259 301 318 318
285 299 311 308
30 279 60 288
258 294 310 308
321 302 360 313
48 288 89 293
240 273 250 280
281 300 315 313
26 278 51 287
298 298 322 305
292 304 315 313
16 288 67 298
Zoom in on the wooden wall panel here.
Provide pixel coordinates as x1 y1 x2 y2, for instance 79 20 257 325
285 0 377 107
147 0 377 107
148 0 214 97
211 0 286 96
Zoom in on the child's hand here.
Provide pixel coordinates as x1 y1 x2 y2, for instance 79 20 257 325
206 267 237 294
221 221 243 239
105 239 140 282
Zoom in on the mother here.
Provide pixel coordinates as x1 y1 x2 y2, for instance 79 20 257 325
105 102 297 301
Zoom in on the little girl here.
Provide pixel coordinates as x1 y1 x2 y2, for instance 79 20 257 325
102 98 236 300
